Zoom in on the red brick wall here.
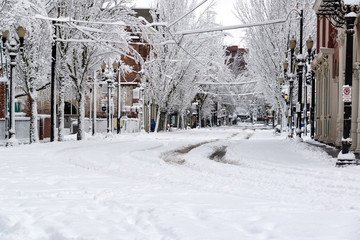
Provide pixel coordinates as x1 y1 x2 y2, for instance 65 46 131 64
43 117 51 139
39 116 51 140
317 16 320 54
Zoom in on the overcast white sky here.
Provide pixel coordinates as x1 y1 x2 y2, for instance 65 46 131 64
132 0 245 46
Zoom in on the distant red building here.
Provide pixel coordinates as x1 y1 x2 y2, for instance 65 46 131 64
225 46 247 75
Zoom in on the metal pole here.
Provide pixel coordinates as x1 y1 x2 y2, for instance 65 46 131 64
140 88 145 132
297 10 304 138
148 102 151 133
111 84 114 133
197 100 200 128
117 63 121 134
289 49 295 137
337 13 357 166
92 72 97 136
5 80 9 139
311 69 315 139
8 53 15 141
304 84 307 136
107 80 111 133
50 21 57 142
89 88 92 133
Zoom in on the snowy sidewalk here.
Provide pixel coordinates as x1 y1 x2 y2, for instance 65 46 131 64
0 127 359 240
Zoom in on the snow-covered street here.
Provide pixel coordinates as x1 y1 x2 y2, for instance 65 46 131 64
0 126 359 240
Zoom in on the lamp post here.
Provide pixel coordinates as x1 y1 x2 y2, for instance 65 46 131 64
50 21 56 142
2 26 26 146
279 75 285 131
286 37 296 138
337 5 358 166
283 60 291 136
144 77 150 133
115 61 121 134
136 73 146 133
92 71 97 136
306 36 315 139
296 10 304 139
101 61 117 134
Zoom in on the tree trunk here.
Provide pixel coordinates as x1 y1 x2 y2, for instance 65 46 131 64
155 109 161 133
177 113 180 129
185 112 188 130
164 112 168 132
181 113 185 130
77 90 85 140
29 95 39 144
58 78 65 141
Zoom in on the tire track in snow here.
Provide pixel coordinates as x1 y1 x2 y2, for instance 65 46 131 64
162 131 243 165
162 140 218 165
160 129 360 210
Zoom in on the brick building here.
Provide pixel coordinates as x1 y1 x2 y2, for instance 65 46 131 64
312 0 360 154
225 46 248 76
1 7 156 140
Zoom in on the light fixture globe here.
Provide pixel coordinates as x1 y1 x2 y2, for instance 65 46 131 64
17 26 26 38
289 37 296 50
279 77 284 84
136 73 141 82
306 36 314 50
283 60 289 70
101 61 106 71
2 30 9 45
2 30 9 39
112 61 118 70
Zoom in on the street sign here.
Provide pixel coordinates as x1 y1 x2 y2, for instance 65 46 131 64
342 85 352 102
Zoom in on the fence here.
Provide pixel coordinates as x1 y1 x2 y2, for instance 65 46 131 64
83 117 140 134
0 117 32 142
0 116 142 143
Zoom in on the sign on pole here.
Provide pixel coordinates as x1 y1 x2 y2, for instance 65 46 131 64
342 85 352 102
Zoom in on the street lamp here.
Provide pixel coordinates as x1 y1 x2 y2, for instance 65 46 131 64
114 61 121 134
316 0 359 165
338 2 359 166
101 61 117 134
145 77 151 133
295 11 305 139
306 36 315 139
306 36 314 52
284 57 294 138
136 73 146 133
2 26 26 146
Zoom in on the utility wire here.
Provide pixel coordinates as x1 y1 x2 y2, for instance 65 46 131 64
167 0 209 28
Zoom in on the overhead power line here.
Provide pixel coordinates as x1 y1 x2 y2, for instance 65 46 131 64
195 81 258 85
167 0 209 28
204 92 262 96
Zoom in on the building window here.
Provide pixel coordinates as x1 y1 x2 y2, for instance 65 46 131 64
14 100 21 112
64 102 77 115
